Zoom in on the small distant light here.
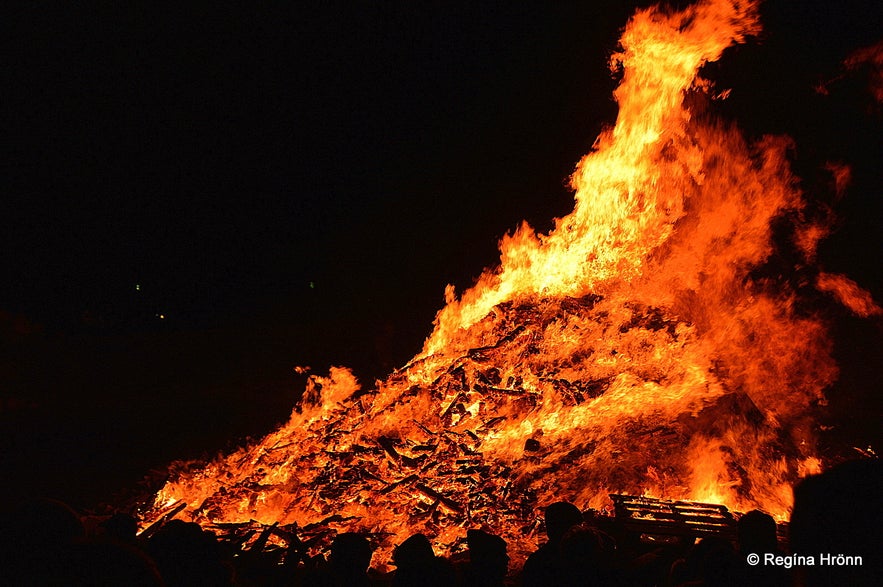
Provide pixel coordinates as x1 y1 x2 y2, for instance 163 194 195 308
309 281 315 289
159 314 165 320
135 284 141 291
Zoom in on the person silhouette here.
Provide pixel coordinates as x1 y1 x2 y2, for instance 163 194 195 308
306 532 374 587
463 529 508 587
391 533 455 587
521 501 583 587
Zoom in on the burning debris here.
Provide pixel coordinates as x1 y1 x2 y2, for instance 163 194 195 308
140 0 876 569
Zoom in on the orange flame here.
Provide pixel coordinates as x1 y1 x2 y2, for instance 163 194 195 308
816 272 883 317
141 0 877 567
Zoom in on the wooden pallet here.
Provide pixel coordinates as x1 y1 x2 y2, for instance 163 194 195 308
610 494 738 540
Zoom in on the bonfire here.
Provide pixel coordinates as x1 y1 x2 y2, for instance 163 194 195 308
139 0 879 567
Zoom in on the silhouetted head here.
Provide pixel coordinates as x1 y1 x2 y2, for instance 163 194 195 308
544 501 583 544
392 533 455 587
393 533 435 569
738 509 777 554
696 537 738 581
328 532 373 576
100 512 139 543
148 519 207 552
467 529 507 560
560 524 604 564
557 524 616 585
147 520 229 586
466 528 508 583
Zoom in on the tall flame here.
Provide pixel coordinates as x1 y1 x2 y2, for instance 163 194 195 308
142 0 873 567
423 0 760 356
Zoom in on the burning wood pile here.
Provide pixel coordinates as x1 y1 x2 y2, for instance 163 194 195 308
137 291 815 564
138 0 879 570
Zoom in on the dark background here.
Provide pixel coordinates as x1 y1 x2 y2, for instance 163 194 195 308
2 1 881 509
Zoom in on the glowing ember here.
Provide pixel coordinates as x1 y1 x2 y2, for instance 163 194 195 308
140 0 876 568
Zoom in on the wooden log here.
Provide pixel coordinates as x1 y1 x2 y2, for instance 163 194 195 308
379 474 419 494
415 483 464 515
377 436 402 463
412 419 437 436
138 500 187 539
442 393 468 420
301 514 358 532
487 386 526 395
481 416 507 430
249 522 278 553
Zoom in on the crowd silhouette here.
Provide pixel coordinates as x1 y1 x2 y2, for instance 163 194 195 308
0 459 878 585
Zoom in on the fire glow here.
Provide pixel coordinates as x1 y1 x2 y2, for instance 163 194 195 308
142 0 878 566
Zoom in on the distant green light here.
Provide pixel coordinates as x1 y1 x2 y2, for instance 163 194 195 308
309 281 315 289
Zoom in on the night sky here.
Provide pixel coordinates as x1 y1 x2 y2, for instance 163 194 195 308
2 1 881 508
